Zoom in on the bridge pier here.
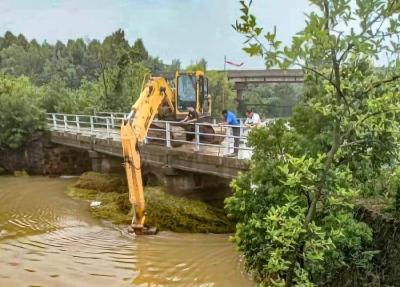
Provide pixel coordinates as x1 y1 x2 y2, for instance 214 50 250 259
88 151 122 174
235 82 247 117
142 164 231 207
84 151 239 207
165 172 231 207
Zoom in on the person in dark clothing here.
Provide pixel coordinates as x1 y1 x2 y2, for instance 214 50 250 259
221 109 240 155
180 107 199 124
180 107 198 141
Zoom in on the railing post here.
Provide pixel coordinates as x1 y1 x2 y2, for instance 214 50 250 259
110 114 115 128
195 124 200 151
52 113 57 129
239 119 244 141
213 118 217 125
90 116 94 134
166 121 171 148
225 125 231 154
63 114 67 131
106 118 110 138
239 122 244 155
76 115 80 133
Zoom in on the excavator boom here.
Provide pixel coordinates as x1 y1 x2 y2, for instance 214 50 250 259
120 77 175 235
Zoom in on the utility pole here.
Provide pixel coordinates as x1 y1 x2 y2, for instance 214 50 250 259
224 55 226 71
222 55 226 110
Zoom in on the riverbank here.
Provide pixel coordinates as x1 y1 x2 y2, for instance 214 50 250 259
67 172 235 233
0 132 91 176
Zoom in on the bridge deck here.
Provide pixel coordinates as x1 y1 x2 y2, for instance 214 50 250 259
52 126 252 159
47 113 252 178
50 130 249 178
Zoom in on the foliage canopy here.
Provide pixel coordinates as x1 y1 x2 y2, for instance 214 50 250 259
227 0 400 286
0 75 45 149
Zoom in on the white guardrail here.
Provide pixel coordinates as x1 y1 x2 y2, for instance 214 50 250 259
46 113 255 159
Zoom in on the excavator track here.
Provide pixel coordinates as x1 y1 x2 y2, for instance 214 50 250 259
127 224 158 235
146 122 185 147
147 121 225 147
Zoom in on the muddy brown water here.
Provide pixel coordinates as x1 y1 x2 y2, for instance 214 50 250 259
0 176 253 286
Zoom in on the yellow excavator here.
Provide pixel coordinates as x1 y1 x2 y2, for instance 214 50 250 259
120 71 216 235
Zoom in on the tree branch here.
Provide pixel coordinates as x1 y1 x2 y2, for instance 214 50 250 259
365 74 400 94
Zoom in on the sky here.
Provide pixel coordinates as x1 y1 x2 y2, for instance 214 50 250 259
0 0 310 69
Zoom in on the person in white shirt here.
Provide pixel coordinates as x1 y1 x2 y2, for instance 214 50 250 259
244 108 261 128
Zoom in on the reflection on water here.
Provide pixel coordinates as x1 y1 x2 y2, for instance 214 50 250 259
0 176 252 286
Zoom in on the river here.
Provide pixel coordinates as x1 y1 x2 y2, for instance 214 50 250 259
0 176 253 286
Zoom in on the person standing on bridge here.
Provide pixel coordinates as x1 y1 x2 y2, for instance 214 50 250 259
221 109 240 156
244 108 261 128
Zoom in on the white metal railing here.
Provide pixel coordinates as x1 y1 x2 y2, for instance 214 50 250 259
46 113 256 159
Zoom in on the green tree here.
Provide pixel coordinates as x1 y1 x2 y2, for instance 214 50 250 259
186 58 208 72
0 30 177 115
243 84 302 118
0 31 18 49
206 71 236 118
170 59 182 71
131 38 149 63
227 0 400 286
40 77 72 113
0 75 45 149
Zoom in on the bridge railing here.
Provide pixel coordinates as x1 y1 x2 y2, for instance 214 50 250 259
46 113 255 158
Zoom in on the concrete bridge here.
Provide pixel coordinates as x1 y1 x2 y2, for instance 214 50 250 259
47 113 253 204
226 69 304 115
157 69 304 114
159 69 304 85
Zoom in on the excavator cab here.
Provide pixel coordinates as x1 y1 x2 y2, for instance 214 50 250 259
175 71 210 119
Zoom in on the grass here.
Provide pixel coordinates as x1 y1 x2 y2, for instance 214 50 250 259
67 172 235 233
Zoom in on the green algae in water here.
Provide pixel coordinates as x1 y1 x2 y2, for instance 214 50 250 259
14 170 29 177
67 187 131 224
144 187 234 233
74 172 126 193
68 172 234 233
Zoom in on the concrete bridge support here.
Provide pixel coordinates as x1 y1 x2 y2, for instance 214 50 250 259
86 151 232 206
142 164 231 207
235 82 247 116
88 151 122 174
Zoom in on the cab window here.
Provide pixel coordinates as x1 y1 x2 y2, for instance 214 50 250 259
177 75 196 111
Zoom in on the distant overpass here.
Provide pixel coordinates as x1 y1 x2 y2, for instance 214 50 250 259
157 69 304 84
226 69 304 84
157 69 304 114
225 69 304 115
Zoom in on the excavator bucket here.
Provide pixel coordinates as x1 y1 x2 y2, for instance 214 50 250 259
128 224 158 235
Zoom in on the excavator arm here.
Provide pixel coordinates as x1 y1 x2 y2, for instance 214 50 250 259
120 77 175 235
